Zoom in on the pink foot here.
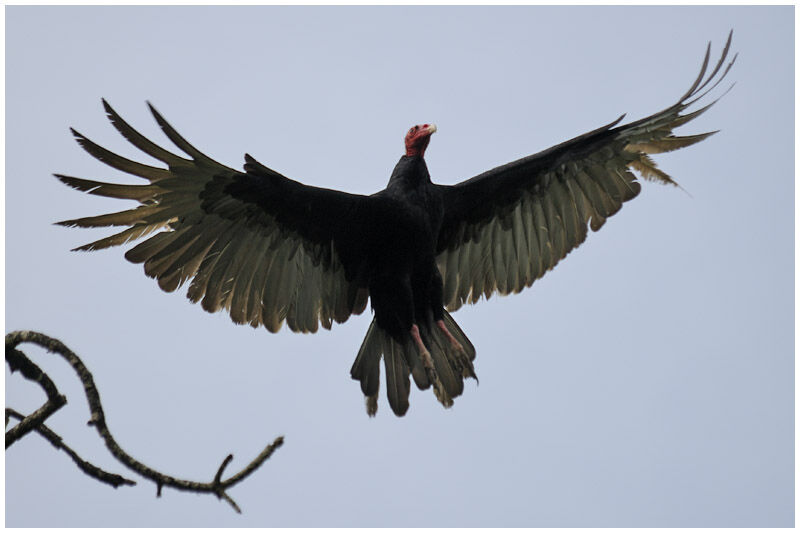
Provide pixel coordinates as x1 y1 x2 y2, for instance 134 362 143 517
436 319 464 351
410 324 450 406
437 320 477 381
410 324 428 356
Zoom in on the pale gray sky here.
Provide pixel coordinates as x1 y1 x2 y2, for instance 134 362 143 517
6 5 794 527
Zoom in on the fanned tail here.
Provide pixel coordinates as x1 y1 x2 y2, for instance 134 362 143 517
350 310 477 417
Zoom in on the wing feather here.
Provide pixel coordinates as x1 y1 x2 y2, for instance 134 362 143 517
530 195 552 272
550 178 580 259
241 238 273 327
71 222 169 252
489 220 506 295
541 190 566 262
202 230 250 313
55 174 165 202
510 203 528 291
521 193 542 284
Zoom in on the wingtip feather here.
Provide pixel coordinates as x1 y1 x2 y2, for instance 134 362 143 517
102 98 118 120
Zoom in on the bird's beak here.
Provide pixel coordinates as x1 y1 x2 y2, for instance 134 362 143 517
426 124 437 135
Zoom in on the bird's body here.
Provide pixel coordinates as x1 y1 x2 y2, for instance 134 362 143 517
369 156 445 340
57 33 735 416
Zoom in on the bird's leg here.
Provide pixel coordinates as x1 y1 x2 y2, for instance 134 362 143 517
410 324 448 402
436 319 463 351
435 319 477 381
410 324 434 369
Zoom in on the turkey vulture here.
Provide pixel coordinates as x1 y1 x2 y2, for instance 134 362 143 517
57 33 735 417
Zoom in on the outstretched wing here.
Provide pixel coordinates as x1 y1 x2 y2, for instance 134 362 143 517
435 32 736 312
57 101 370 333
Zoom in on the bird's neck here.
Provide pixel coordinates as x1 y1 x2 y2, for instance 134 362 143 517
388 156 430 188
405 137 431 158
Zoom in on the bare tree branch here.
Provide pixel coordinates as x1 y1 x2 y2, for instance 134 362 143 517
5 346 67 447
6 408 136 488
6 330 284 513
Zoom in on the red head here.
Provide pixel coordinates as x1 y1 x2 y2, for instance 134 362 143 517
404 123 437 157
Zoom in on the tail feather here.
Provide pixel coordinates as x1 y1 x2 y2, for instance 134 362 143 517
352 320 382 397
350 310 478 417
410 353 430 391
383 336 411 416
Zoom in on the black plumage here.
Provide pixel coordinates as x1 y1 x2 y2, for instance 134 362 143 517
57 33 735 416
